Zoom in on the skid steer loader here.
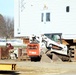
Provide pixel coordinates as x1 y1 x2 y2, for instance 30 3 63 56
26 33 70 62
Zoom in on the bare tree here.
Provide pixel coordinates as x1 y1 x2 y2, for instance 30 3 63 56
4 17 14 38
0 14 6 38
0 14 14 38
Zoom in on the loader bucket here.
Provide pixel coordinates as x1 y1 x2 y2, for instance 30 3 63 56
52 53 62 62
40 53 63 63
40 54 53 63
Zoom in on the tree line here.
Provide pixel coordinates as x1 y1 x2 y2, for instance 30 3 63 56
0 14 14 38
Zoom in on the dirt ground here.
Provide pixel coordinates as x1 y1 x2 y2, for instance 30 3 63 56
0 60 76 75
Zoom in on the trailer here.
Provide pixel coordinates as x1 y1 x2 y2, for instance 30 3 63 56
14 0 76 61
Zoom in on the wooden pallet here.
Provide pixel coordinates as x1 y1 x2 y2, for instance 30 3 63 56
19 53 31 61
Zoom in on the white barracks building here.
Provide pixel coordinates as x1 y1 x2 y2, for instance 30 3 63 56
14 0 76 45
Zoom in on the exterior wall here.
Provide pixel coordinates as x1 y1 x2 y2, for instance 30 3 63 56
14 0 76 39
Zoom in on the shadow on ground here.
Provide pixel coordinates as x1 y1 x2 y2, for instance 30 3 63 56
0 71 20 75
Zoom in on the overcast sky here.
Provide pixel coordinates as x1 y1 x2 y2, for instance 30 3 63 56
0 0 14 18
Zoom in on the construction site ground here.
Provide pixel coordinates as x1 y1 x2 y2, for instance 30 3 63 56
0 60 76 75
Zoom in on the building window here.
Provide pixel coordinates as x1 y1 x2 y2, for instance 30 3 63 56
41 12 50 22
41 13 44 22
66 6 70 12
46 13 50 21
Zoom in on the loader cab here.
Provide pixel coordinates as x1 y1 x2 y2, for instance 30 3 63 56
44 33 62 44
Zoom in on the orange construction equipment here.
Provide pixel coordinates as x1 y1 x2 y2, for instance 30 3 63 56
27 43 40 56
26 43 41 61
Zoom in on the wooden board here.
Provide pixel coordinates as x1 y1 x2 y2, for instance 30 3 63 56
0 63 16 71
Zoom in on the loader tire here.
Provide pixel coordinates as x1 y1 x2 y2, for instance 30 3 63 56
31 56 41 62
